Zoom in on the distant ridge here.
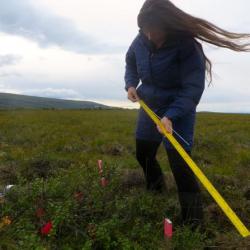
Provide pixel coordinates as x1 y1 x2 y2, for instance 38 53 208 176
0 92 115 110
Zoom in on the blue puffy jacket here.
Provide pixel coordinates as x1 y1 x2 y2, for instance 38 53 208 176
124 29 206 150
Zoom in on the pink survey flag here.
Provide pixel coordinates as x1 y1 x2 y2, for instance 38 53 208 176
164 218 173 238
97 159 103 175
100 177 108 187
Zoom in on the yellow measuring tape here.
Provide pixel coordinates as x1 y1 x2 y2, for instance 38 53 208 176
138 99 250 238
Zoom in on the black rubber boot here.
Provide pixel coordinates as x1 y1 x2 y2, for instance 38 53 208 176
145 158 167 193
166 147 204 231
178 191 204 231
136 139 167 193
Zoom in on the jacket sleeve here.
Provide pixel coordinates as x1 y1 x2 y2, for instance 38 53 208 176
124 44 140 92
164 37 206 121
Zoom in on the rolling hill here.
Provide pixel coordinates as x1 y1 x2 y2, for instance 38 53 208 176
0 92 115 110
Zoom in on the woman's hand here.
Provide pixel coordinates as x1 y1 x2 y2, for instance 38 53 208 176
127 86 140 102
157 116 173 135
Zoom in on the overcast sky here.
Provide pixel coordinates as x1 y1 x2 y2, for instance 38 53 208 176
0 0 249 112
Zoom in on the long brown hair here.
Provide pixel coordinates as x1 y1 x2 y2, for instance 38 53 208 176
137 0 250 86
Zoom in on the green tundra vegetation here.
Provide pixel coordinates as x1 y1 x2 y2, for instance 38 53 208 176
0 109 249 249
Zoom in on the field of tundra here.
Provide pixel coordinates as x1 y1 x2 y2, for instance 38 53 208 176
0 109 249 249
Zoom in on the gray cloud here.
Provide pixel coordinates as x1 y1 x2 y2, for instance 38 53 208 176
0 72 22 77
0 0 124 54
202 86 250 103
1 76 125 101
0 54 22 67
23 87 84 100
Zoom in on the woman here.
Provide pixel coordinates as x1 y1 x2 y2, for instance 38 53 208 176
124 0 250 230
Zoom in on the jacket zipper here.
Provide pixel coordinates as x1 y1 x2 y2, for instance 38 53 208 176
149 52 154 82
149 52 156 96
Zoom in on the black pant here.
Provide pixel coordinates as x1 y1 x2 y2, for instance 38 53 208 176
136 138 204 228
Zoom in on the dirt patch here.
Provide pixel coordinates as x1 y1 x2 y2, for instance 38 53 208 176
244 187 250 200
0 162 18 185
118 168 145 188
100 143 126 156
212 174 240 187
118 168 177 192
